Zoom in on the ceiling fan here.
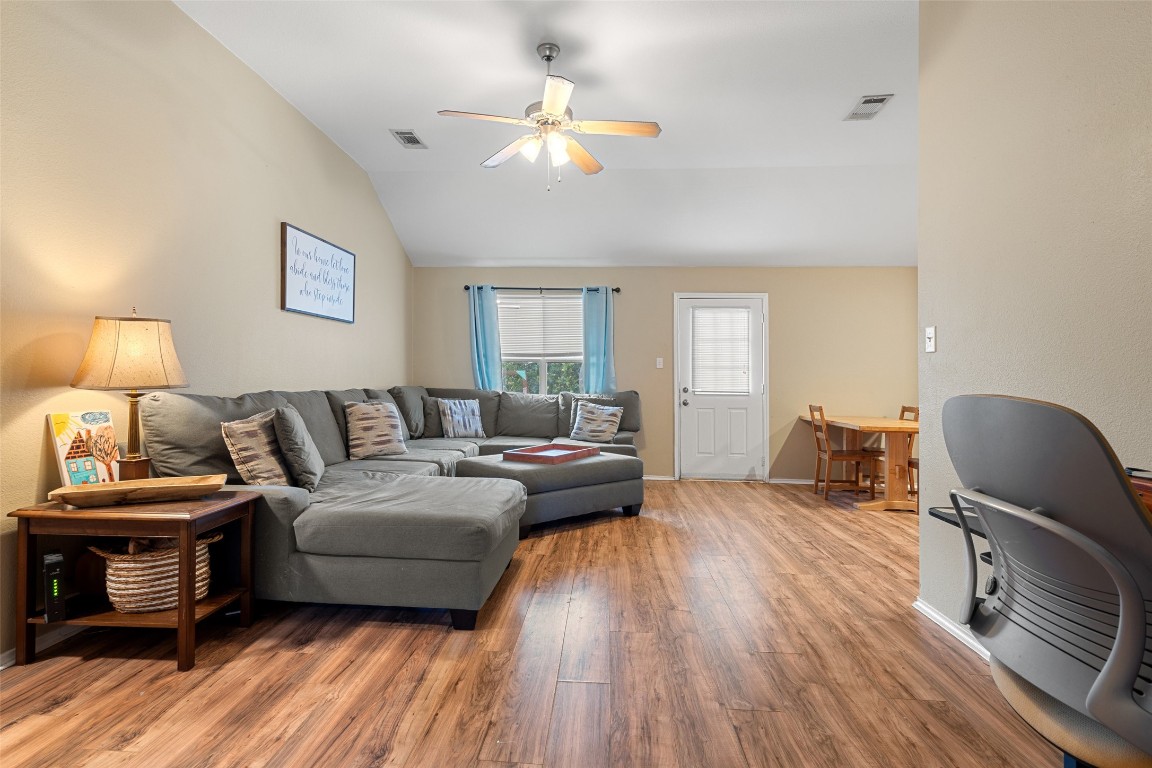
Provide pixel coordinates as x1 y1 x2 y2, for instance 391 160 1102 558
438 43 661 182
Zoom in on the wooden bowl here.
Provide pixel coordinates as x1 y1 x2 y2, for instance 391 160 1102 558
48 475 228 508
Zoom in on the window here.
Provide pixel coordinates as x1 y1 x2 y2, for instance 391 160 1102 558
691 306 751 394
497 291 583 394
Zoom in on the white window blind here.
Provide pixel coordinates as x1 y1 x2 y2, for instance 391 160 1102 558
497 292 583 359
691 306 751 394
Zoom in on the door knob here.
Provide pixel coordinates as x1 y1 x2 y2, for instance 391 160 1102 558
682 387 689 393
682 399 689 406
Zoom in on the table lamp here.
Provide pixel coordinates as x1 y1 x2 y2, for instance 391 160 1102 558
70 309 188 481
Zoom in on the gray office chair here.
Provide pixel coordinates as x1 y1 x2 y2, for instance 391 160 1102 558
942 395 1152 768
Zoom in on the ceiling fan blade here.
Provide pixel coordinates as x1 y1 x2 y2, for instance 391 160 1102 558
438 110 529 125
572 119 662 138
541 75 574 116
481 136 533 168
565 137 604 175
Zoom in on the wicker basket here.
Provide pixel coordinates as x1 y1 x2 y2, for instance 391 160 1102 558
88 533 222 613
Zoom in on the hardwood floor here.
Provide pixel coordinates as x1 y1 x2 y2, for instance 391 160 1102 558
0 481 1058 767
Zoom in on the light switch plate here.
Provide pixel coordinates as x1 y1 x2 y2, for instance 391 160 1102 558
925 326 937 353
656 357 664 369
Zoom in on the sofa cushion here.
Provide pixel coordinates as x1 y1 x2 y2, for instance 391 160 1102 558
345 401 408 459
335 445 472 476
273 405 326 491
323 459 440 477
397 448 470 476
407 438 481 456
474 436 553 456
560 390 642 433
496 392 560 437
294 474 526 562
421 395 444 438
388 386 429 438
141 390 287 481
427 388 500 439
569 401 623 443
274 390 348 465
221 410 293 486
439 399 486 438
363 389 410 440
550 437 639 457
608 430 636 446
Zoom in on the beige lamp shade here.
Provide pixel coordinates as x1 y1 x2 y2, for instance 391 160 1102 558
70 316 188 391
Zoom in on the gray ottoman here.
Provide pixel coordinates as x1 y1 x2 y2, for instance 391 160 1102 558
455 452 644 532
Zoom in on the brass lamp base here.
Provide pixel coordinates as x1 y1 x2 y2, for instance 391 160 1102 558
117 456 153 481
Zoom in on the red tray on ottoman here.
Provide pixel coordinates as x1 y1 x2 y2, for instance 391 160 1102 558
502 444 600 464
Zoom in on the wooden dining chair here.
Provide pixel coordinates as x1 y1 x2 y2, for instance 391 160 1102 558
901 405 920 495
808 405 877 500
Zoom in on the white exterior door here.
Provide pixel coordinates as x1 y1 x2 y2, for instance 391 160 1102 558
676 295 767 480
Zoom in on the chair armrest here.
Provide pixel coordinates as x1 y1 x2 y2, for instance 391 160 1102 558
952 488 1150 753
949 491 982 625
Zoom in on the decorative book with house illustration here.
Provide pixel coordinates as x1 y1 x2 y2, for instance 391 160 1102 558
48 411 120 485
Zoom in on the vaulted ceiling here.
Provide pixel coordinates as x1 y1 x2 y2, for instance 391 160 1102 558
176 1 918 268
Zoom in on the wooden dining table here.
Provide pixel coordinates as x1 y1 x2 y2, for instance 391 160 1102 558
801 414 919 512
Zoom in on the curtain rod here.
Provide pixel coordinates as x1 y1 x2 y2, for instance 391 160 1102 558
464 286 620 293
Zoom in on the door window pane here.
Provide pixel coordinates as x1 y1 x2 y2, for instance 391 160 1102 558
691 307 751 394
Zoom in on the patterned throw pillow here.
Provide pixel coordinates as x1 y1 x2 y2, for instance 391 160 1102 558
569 401 623 443
568 395 618 429
437 398 486 438
345 401 408 459
221 410 292 486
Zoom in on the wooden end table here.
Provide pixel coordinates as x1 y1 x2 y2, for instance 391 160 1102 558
9 490 258 671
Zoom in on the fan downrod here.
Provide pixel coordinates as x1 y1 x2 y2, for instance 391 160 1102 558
537 43 560 63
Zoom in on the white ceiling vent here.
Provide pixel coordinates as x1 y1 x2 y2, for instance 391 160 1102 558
389 129 427 149
844 94 894 121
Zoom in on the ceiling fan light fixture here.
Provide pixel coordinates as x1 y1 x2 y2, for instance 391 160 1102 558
519 136 543 163
547 132 570 166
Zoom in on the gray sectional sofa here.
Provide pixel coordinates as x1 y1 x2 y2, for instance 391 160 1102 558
387 386 642 461
139 386 643 629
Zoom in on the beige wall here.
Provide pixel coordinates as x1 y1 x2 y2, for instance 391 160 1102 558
412 267 918 478
0 2 412 655
918 2 1152 617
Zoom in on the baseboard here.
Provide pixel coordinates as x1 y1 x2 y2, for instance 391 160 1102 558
0 625 87 670
912 597 989 661
642 475 676 481
767 477 810 485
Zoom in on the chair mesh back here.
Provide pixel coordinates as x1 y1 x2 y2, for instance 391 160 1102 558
942 396 1152 722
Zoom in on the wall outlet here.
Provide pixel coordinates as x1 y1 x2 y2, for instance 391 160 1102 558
656 357 664 369
925 326 937 353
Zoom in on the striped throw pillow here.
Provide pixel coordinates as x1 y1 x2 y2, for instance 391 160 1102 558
437 399 486 438
345 401 408 459
221 409 292 486
569 401 623 443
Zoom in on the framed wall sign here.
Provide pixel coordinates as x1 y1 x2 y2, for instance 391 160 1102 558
281 222 356 323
